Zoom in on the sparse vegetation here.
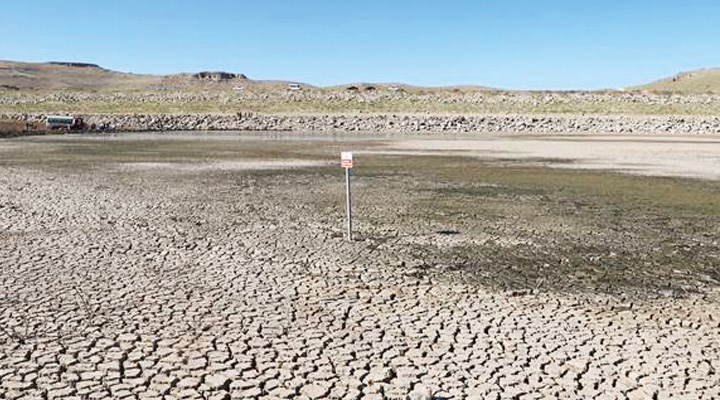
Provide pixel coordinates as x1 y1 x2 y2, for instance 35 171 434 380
3 61 720 116
6 136 716 299
349 155 720 297
633 68 720 94
4 92 720 115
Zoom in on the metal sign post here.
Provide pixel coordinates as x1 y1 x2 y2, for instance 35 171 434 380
341 152 354 241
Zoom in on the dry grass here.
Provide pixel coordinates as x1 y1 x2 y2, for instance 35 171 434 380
3 93 720 116
634 68 720 94
351 154 720 297
4 61 720 115
0 119 45 137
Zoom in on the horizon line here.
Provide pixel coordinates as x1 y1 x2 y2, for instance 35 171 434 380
3 58 716 92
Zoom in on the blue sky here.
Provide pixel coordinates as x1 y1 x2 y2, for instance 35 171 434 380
2 0 718 89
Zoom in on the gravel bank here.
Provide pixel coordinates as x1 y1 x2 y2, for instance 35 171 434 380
4 112 720 134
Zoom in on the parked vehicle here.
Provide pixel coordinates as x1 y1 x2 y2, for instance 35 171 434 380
46 115 86 131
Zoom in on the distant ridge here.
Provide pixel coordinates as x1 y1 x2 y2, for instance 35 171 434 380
0 60 490 92
2 59 720 94
0 60 252 91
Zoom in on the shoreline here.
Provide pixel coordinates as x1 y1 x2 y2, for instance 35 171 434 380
3 111 720 135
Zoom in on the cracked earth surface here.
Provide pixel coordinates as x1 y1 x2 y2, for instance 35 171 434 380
1 135 719 400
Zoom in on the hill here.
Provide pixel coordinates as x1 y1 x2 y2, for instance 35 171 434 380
633 69 720 94
0 60 492 94
0 60 252 92
5 60 720 95
3 60 720 116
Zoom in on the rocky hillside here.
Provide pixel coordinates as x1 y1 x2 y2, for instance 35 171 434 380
3 89 720 116
634 69 720 94
3 60 720 120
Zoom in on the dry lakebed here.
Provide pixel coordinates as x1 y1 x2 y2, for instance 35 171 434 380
1 132 719 400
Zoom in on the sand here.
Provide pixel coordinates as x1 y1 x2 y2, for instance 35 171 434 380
380 134 720 180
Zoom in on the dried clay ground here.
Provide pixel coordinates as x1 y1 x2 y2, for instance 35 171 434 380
1 133 720 400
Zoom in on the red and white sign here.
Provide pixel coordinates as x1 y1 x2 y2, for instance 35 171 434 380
341 151 354 169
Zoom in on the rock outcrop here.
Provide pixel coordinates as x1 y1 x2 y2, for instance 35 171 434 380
192 71 247 81
47 62 102 69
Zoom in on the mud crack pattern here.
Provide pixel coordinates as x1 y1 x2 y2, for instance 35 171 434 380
1 160 719 400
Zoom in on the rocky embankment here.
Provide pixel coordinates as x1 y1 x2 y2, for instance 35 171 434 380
3 112 720 134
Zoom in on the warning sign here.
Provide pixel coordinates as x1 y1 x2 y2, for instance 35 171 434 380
341 152 354 169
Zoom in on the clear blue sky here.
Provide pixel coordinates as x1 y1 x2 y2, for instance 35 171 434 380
2 0 718 89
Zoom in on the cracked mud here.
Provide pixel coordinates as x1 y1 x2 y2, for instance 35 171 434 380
1 134 719 399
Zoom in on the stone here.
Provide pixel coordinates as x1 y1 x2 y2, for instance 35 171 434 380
407 385 432 400
300 383 331 399
205 374 230 390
